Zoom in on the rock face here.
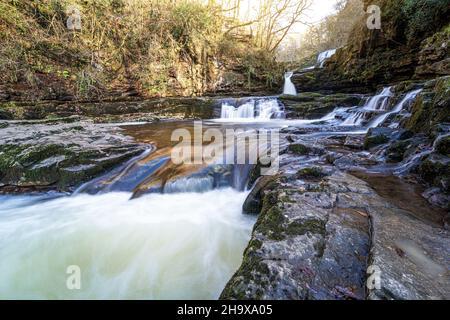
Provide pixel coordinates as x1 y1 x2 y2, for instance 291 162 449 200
221 170 372 300
0 122 146 192
405 77 450 134
222 120 450 300
292 1 449 92
0 97 217 122
279 92 363 119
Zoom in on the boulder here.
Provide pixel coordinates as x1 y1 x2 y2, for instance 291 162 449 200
0 122 146 192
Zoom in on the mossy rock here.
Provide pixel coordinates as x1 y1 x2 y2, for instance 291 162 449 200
364 134 389 150
286 218 326 237
288 143 312 155
296 167 326 180
435 136 450 157
406 77 450 134
0 142 142 191
386 140 410 162
418 155 450 191
220 245 270 300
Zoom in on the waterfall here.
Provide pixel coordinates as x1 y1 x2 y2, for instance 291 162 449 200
369 89 422 128
220 99 284 120
319 107 348 122
221 102 255 119
341 111 366 126
363 87 393 111
317 49 336 68
163 176 215 193
337 87 421 128
283 72 297 95
337 86 392 127
257 99 285 119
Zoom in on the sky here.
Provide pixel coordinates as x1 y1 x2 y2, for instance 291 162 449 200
292 0 340 34
216 0 340 43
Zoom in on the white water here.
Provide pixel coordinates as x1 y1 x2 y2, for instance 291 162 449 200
220 99 284 120
317 49 336 68
363 87 393 111
221 102 255 119
283 72 297 95
0 189 254 299
369 89 422 128
341 111 366 126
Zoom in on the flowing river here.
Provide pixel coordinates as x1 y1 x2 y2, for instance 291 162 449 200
0 88 425 299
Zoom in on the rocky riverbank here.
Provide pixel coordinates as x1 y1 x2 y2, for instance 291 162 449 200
0 79 448 300
221 129 449 300
291 1 449 93
0 121 147 193
221 76 450 300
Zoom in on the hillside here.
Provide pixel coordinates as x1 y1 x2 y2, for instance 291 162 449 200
0 0 282 102
293 0 450 92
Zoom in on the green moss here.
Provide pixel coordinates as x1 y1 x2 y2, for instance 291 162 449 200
0 144 29 172
256 205 286 241
220 252 270 300
16 144 72 166
419 158 450 188
0 102 26 120
288 144 311 155
296 167 326 180
386 140 410 162
286 219 326 237
402 0 450 44
406 77 450 134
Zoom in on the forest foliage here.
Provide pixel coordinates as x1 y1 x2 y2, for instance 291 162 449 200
289 0 450 66
0 0 306 98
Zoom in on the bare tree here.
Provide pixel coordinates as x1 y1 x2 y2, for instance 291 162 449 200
221 0 311 52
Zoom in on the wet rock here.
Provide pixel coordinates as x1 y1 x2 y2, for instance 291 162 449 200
296 167 327 180
223 136 450 300
243 176 278 215
364 128 391 150
368 205 450 300
418 154 450 191
288 143 311 155
397 130 415 141
344 135 365 150
221 170 372 300
386 140 410 162
422 187 450 210
325 152 340 165
0 97 218 121
435 135 450 156
0 122 145 192
288 143 324 156
405 77 450 134
280 93 363 119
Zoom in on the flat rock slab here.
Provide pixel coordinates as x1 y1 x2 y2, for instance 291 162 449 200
0 121 146 192
221 171 372 300
368 205 450 300
222 162 450 300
